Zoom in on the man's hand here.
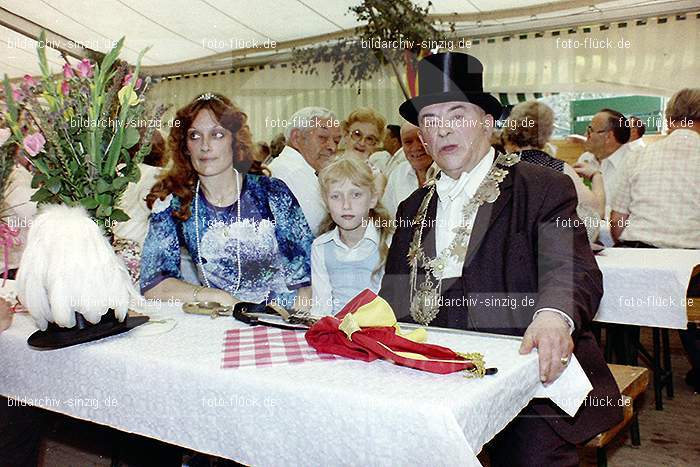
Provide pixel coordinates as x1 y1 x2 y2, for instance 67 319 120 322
0 298 13 333
519 311 574 385
573 162 599 180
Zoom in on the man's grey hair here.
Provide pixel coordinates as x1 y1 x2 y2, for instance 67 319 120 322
284 107 336 140
666 88 700 123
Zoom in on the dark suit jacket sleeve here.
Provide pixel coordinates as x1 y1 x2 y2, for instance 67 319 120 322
380 199 413 320
533 176 603 335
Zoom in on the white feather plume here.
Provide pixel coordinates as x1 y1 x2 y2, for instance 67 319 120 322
16 204 140 331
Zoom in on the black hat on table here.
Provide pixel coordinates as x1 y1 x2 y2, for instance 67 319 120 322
399 52 503 125
27 310 149 350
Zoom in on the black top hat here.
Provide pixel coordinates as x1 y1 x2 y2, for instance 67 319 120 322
27 309 149 350
399 52 503 125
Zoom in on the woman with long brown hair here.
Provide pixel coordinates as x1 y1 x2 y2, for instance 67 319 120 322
140 93 314 310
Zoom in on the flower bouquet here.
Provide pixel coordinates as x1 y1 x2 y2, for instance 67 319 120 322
0 32 161 348
1 31 166 235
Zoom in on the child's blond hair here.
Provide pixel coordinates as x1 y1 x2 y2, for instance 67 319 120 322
318 156 394 278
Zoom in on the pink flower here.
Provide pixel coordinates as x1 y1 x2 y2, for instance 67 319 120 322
76 59 94 78
23 74 37 87
0 128 11 146
60 81 70 96
123 73 143 90
11 86 25 102
63 63 74 79
23 132 46 157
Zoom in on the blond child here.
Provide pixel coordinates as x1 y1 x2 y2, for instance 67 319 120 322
311 157 394 315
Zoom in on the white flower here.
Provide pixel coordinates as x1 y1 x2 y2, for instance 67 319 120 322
0 128 11 146
429 257 446 272
151 194 173 214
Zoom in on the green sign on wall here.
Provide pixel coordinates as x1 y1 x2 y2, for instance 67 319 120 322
571 96 664 136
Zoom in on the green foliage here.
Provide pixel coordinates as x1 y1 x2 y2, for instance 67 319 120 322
1 31 168 235
291 0 454 97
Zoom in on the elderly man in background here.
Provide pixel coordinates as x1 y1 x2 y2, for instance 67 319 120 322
383 124 402 156
574 109 632 211
627 115 647 151
610 88 700 391
611 91 700 249
369 124 406 176
268 107 340 236
112 131 166 282
574 108 632 245
381 122 435 218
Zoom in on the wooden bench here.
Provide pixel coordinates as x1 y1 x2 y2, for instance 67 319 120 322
689 297 700 324
583 364 650 467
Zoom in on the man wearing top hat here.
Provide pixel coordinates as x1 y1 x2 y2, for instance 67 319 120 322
380 52 622 465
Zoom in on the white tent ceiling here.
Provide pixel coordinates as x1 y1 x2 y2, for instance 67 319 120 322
1 0 696 78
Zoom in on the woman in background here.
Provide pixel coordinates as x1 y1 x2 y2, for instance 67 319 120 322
0 132 37 281
502 100 605 242
112 131 166 283
340 107 386 160
340 107 388 197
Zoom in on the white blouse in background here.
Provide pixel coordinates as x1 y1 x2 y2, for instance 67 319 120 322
113 163 162 246
1 165 37 271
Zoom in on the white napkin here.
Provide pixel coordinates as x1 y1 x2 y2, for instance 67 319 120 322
533 354 593 417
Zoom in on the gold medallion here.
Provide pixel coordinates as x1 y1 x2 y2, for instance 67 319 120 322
407 153 519 326
481 180 500 203
410 285 442 325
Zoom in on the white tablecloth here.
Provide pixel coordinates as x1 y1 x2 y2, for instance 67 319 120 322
595 248 700 329
0 290 592 467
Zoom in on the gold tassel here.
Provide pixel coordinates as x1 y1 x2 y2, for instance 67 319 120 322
457 351 486 378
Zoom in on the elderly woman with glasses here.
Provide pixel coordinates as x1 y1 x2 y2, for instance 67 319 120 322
340 107 386 160
340 107 389 195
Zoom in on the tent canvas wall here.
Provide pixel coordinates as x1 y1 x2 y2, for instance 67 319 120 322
147 12 699 141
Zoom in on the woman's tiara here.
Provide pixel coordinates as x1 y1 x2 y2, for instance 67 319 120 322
196 92 220 102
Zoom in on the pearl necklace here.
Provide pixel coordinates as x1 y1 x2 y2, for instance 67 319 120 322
194 169 241 295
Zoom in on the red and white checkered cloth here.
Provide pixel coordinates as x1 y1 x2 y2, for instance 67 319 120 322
222 326 337 369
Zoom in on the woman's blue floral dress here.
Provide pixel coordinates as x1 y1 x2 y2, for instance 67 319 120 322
140 173 314 308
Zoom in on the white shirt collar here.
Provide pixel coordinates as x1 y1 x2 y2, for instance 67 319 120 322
279 145 315 174
603 143 629 168
435 147 495 202
396 159 422 183
670 128 700 141
628 138 646 150
316 221 380 250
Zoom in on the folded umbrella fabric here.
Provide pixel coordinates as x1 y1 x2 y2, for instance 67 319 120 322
305 289 485 376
